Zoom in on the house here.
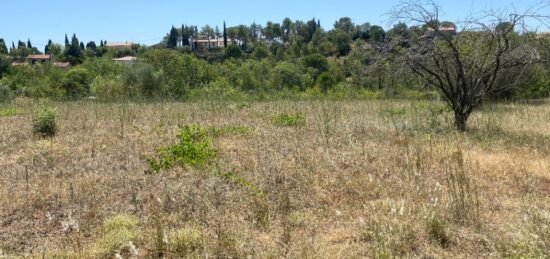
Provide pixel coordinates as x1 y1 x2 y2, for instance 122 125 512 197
26 54 52 64
105 41 133 49
422 27 457 38
113 56 137 64
53 62 71 69
191 36 225 50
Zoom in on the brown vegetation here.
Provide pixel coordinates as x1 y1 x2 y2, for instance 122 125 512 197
0 99 549 257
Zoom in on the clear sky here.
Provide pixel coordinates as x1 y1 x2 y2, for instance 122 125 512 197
1 0 548 49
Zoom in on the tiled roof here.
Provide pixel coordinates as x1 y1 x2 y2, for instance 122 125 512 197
105 42 133 47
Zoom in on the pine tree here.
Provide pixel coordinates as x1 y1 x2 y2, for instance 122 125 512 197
80 42 85 50
65 34 70 48
223 21 228 47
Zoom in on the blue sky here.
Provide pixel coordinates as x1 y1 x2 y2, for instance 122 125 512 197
2 0 548 49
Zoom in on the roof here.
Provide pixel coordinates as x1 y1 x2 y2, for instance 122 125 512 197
193 38 224 43
27 54 52 60
105 42 133 47
113 56 138 61
426 27 456 32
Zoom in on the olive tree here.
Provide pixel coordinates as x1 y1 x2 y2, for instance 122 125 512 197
391 0 548 131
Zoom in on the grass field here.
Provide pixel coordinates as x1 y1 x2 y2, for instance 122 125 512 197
1 99 549 258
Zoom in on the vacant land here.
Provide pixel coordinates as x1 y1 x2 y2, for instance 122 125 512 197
1 99 549 258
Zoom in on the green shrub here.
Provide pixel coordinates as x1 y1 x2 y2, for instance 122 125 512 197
148 124 217 172
32 107 57 138
271 112 306 127
0 84 14 103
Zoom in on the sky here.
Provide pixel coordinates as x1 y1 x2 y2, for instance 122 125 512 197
2 0 549 49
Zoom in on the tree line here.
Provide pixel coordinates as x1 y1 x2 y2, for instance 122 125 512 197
1 0 549 130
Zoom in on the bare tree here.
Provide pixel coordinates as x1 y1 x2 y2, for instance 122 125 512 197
390 0 548 131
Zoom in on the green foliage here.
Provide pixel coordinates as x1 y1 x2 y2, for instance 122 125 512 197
62 67 92 97
148 125 217 172
0 83 14 102
252 45 269 60
123 63 165 98
0 108 22 117
0 55 10 78
218 171 263 196
32 107 57 138
271 62 303 90
271 112 306 127
225 44 242 59
316 72 337 94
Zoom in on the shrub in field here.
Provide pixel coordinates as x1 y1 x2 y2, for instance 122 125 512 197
148 124 216 172
95 214 140 257
32 107 57 137
271 112 305 127
167 226 204 256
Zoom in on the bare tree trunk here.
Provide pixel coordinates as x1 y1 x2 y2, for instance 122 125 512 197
454 111 469 132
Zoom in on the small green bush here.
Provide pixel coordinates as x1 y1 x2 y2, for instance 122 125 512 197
271 112 305 127
148 124 216 172
32 107 57 138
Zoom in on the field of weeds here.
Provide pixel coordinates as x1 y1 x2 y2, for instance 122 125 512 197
0 99 549 258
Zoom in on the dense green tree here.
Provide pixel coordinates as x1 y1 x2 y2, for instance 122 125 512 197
369 25 386 42
167 26 179 49
223 21 228 47
64 34 84 65
334 17 354 34
329 29 352 56
27 39 32 49
0 39 7 54
225 44 242 59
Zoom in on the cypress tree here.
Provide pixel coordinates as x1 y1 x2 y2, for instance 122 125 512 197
80 42 85 50
223 21 228 47
167 26 179 49
65 34 70 48
27 39 32 49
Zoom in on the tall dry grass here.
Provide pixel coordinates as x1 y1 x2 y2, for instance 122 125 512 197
0 99 549 258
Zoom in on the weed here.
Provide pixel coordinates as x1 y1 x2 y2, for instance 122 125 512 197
445 150 480 226
208 125 251 137
167 226 203 256
271 112 305 127
147 124 217 172
0 108 22 117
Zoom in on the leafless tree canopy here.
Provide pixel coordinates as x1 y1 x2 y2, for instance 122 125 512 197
390 0 549 131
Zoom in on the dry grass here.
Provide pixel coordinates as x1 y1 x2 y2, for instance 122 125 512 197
0 98 549 258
